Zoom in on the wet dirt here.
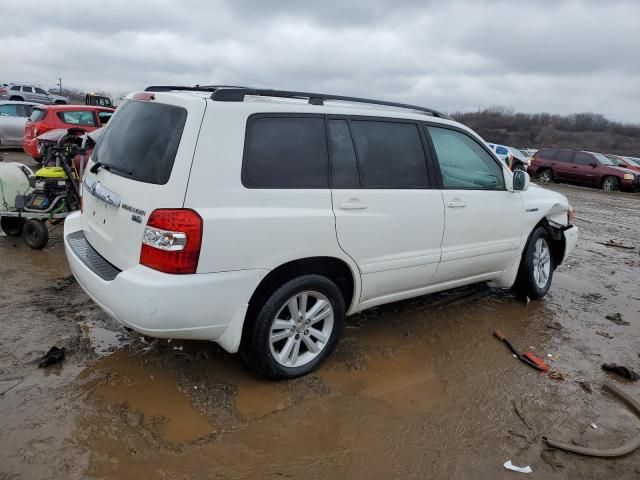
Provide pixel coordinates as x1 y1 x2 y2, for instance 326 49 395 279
1 154 639 479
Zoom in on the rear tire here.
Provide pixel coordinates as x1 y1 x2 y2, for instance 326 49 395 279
512 226 555 300
54 100 66 105
240 274 345 379
1 217 25 236
538 168 554 183
9 96 23 101
23 219 49 250
602 176 620 192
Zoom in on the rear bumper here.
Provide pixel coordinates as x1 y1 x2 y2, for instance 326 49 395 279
561 225 578 264
63 212 267 352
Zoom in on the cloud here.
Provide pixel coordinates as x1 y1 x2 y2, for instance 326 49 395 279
1 0 638 122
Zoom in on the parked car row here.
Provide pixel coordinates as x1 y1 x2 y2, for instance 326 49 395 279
528 148 640 192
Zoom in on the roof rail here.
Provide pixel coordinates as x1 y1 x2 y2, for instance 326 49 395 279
144 85 247 93
210 88 451 119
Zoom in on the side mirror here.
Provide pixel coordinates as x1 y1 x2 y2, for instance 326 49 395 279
513 170 530 191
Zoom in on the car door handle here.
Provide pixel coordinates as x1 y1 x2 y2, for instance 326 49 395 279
447 199 467 208
339 200 368 210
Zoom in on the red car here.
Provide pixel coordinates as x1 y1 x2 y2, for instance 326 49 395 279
605 154 640 173
23 105 114 160
528 148 640 192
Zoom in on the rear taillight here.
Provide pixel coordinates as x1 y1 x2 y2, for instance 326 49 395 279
140 209 203 274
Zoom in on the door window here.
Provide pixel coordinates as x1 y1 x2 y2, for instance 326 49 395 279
10 86 20 91
0 104 19 116
243 116 328 188
56 110 97 126
573 152 594 165
22 86 33 93
427 126 505 190
34 87 48 94
538 148 558 159
327 119 359 187
349 120 428 188
554 150 574 163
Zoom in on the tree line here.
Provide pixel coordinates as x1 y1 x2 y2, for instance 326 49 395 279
451 107 640 156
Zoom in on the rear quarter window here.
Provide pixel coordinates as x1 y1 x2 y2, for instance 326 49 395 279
243 116 328 188
92 100 187 185
29 108 47 122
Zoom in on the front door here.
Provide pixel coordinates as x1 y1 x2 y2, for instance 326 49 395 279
425 126 525 285
572 151 598 186
552 149 575 181
329 118 445 303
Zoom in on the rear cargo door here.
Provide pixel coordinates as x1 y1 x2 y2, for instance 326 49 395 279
81 94 206 270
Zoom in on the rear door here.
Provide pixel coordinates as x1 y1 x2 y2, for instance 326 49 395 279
329 117 445 302
552 149 575 181
81 95 206 270
425 125 525 284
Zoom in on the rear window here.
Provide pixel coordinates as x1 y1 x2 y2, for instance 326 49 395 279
57 110 97 126
92 100 187 185
29 108 47 122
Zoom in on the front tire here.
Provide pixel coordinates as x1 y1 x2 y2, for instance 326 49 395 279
1 217 25 236
513 227 554 300
602 176 620 192
241 274 345 379
23 219 49 249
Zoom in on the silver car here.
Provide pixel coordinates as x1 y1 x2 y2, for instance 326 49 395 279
0 100 40 147
0 84 69 105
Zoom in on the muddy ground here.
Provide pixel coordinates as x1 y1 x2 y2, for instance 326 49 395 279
1 150 639 479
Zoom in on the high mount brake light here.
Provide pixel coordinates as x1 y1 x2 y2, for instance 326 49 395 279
140 209 202 274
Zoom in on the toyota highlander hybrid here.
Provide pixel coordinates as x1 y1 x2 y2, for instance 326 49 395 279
64 87 578 378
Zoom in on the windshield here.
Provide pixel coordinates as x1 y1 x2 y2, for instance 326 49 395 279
589 152 614 165
624 157 640 167
92 100 187 185
508 147 526 158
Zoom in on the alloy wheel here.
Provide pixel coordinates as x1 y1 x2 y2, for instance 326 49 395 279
532 238 551 289
269 291 334 368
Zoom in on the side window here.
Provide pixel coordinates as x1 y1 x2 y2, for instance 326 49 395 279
22 86 33 93
573 152 594 165
57 110 98 126
555 150 574 163
538 148 558 160
98 111 113 125
349 120 428 188
496 146 508 155
0 104 18 116
427 126 505 190
328 119 359 187
243 116 328 188
34 87 47 94
10 86 20 91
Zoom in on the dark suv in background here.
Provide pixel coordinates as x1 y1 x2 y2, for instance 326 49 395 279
528 148 640 192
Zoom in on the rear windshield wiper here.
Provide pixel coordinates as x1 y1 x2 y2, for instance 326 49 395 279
90 161 133 177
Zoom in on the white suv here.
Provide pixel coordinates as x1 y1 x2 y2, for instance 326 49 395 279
64 86 578 378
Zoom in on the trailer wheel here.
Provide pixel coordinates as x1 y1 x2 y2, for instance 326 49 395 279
1 217 25 236
23 219 49 250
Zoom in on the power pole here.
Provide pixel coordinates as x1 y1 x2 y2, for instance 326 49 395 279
57 77 62 95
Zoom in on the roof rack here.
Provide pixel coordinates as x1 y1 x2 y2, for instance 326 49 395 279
210 88 451 119
144 85 248 93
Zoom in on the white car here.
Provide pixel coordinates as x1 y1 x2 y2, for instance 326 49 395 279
487 143 530 171
0 100 40 147
64 87 578 378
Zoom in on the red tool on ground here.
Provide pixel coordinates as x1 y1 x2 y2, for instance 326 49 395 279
493 330 549 372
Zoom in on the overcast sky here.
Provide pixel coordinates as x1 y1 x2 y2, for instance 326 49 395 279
2 0 639 122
